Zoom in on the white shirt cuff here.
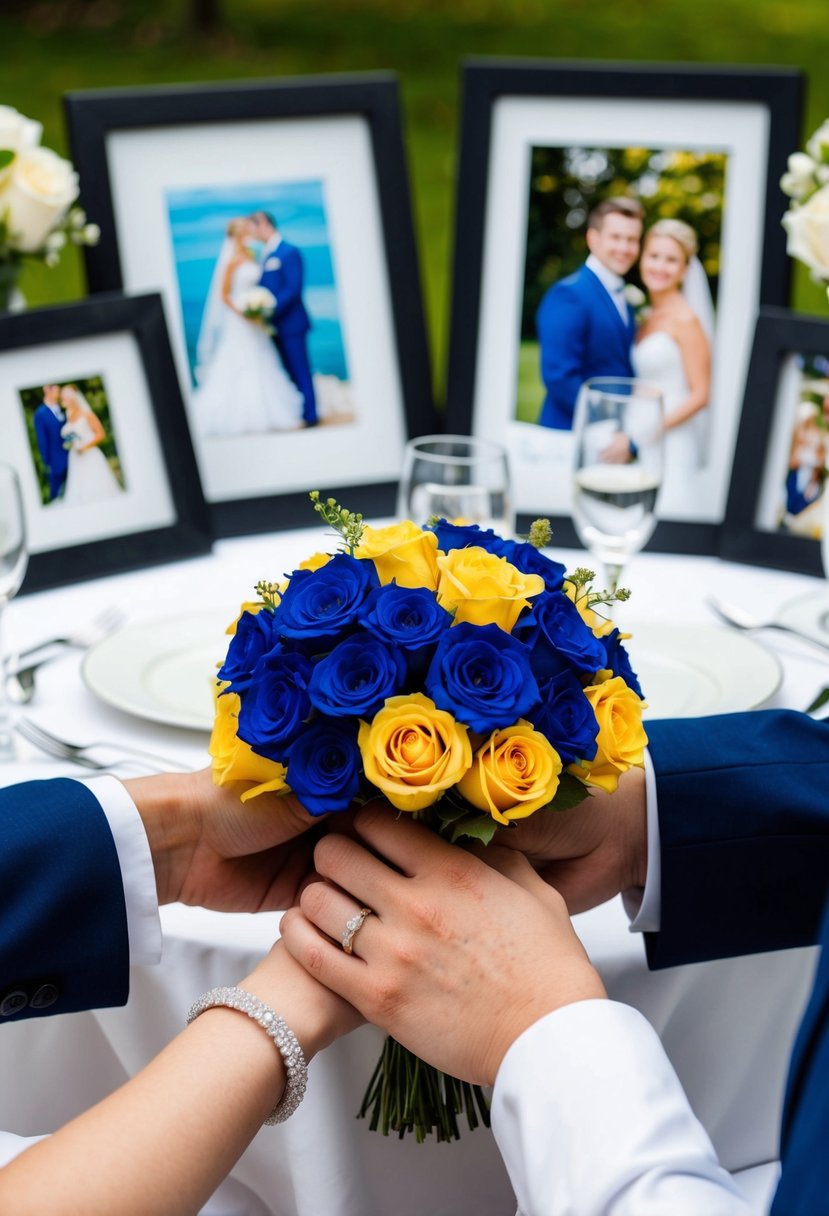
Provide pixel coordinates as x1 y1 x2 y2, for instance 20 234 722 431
78 776 162 967
492 1001 751 1216
622 748 662 933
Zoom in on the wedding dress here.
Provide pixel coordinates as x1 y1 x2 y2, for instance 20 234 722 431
61 414 123 507
632 331 705 475
194 256 304 438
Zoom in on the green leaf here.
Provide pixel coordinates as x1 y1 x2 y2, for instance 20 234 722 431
0 150 14 170
548 771 591 813
448 813 498 846
806 686 829 715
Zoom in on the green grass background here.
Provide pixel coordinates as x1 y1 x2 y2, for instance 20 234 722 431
4 0 829 404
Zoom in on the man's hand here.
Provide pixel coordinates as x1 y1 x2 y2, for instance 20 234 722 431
599 431 635 464
492 765 648 913
122 769 324 912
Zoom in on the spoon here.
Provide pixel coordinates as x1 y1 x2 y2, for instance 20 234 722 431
706 596 829 655
4 653 57 705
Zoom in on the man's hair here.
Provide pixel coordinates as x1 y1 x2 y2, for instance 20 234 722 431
587 197 645 232
250 210 277 231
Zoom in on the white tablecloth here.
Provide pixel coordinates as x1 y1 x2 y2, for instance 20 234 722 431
0 529 825 1214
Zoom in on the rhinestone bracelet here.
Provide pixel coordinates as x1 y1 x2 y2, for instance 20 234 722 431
186 986 308 1125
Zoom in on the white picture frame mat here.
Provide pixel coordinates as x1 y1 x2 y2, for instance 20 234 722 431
106 113 407 503
2 331 175 554
474 95 770 523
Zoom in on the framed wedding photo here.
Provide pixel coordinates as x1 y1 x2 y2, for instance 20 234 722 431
0 293 212 594
721 308 829 577
64 74 434 536
445 58 803 551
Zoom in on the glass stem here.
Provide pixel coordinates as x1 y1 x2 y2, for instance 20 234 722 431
0 601 13 759
603 562 624 598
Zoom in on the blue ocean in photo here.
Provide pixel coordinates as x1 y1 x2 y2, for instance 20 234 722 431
166 180 348 385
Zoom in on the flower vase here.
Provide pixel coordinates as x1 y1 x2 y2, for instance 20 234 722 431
0 263 25 313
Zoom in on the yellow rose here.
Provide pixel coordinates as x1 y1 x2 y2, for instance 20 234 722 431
358 692 471 812
457 722 562 825
783 183 829 280
209 688 287 801
298 552 332 572
563 579 614 638
570 676 647 794
354 521 439 589
227 601 267 634
436 546 544 633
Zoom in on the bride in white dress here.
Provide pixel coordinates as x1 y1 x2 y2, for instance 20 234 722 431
60 386 123 507
194 218 304 438
631 219 712 476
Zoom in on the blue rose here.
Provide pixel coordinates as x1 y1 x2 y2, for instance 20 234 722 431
359 584 452 654
285 718 362 815
601 628 644 699
308 632 407 718
237 651 313 760
273 553 379 646
516 592 606 679
497 540 566 593
217 609 279 692
429 519 504 555
425 621 539 733
531 669 599 764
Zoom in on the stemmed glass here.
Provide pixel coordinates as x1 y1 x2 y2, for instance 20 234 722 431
0 465 29 759
398 435 514 534
571 378 664 596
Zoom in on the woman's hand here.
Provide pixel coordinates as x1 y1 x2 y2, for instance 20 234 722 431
280 806 605 1087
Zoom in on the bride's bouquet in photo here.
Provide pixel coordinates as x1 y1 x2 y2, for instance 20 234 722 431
240 285 277 334
210 492 648 1142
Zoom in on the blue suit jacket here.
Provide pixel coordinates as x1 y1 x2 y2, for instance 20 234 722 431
647 710 829 1215
536 264 635 430
33 404 68 486
259 240 311 336
0 779 129 1021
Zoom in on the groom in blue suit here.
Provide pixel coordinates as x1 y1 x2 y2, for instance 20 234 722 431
249 211 318 427
536 197 644 430
33 384 68 501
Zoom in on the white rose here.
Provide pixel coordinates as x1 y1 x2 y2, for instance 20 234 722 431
782 183 829 280
2 147 79 252
806 119 829 165
623 284 646 308
0 105 42 184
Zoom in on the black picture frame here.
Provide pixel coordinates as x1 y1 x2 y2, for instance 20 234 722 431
1 293 213 594
64 73 435 536
445 57 804 551
721 307 829 577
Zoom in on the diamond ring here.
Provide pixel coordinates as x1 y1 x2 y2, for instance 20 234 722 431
342 907 373 955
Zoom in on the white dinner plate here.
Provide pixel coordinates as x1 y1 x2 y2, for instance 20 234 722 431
625 621 782 718
82 609 233 731
775 588 829 644
82 611 782 731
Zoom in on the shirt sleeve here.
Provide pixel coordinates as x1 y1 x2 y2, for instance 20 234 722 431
491 1000 752 1216
78 776 162 967
622 748 662 932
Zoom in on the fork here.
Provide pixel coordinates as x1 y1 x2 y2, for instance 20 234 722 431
16 718 191 773
8 606 125 668
706 595 829 654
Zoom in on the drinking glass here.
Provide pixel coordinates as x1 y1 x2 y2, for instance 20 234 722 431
0 465 28 759
571 378 664 595
398 435 514 534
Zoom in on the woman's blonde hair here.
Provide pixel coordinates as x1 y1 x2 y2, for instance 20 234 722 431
644 218 699 261
226 217 247 238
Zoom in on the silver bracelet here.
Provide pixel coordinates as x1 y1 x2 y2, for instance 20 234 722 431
186 986 308 1125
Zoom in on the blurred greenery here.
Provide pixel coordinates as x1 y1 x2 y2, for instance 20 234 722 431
20 376 125 503
3 0 829 400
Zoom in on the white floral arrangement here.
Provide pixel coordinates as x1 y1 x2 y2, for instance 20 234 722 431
780 119 829 295
240 285 277 333
0 104 99 307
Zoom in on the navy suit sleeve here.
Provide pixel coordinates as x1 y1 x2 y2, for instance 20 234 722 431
644 710 829 969
0 779 130 1020
536 283 589 426
273 245 304 320
34 409 52 467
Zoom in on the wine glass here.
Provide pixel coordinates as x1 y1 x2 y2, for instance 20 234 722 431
571 378 664 596
0 465 29 760
398 435 514 534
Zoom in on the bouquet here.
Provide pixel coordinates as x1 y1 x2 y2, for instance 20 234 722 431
240 285 277 334
0 105 99 310
210 493 648 1142
780 118 829 296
